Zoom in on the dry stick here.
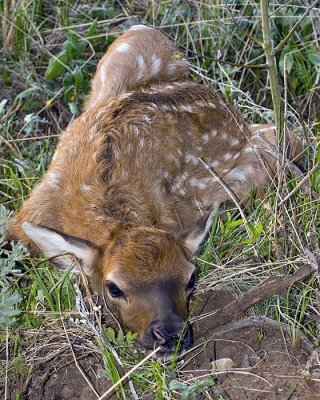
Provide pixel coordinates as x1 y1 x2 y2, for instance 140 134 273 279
201 263 318 337
260 0 282 143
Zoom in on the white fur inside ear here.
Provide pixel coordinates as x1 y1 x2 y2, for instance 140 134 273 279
183 207 218 256
22 222 95 275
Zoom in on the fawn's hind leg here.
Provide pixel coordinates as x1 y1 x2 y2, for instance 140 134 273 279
220 124 302 203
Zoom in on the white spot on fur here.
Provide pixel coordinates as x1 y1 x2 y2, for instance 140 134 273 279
96 215 107 221
223 152 233 161
168 154 180 167
129 125 139 135
190 179 206 190
68 145 77 156
88 126 97 143
139 139 145 148
211 129 217 138
244 145 258 153
160 105 170 112
233 152 240 160
179 105 193 113
230 138 240 147
186 154 199 165
95 108 108 121
221 133 228 141
151 54 161 75
116 42 131 53
81 184 92 193
210 160 219 168
189 176 218 189
47 171 60 186
259 127 275 133
203 133 209 144
137 55 146 79
226 166 254 183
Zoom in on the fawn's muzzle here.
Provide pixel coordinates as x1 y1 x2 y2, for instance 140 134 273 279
144 316 193 354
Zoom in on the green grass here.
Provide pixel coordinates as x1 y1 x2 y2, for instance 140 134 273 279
1 1 319 399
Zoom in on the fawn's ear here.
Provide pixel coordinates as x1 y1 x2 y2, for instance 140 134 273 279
179 207 218 257
22 223 99 275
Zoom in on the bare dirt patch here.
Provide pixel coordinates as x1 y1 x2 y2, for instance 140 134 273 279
183 292 320 399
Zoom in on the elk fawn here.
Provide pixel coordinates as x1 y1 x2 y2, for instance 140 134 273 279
7 25 301 355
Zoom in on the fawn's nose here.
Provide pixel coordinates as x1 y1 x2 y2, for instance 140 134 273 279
148 318 193 352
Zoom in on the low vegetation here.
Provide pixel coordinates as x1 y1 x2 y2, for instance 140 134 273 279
1 1 319 399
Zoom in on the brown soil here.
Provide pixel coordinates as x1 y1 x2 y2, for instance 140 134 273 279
4 291 320 400
186 292 320 399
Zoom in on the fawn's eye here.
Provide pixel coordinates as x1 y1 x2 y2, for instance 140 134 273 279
108 283 124 298
186 273 196 290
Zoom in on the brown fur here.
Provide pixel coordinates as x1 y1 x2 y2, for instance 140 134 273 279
6 26 302 351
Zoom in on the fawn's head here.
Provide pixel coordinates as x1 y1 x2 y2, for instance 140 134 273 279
22 209 216 355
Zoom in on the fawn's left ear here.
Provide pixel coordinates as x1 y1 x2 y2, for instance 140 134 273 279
179 207 218 257
22 222 99 275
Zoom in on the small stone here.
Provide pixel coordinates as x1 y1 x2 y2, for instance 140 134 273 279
211 358 237 372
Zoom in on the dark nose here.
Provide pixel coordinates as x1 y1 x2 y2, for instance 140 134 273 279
148 319 193 352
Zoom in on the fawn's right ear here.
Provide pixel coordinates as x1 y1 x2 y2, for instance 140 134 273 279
179 207 218 258
22 223 99 275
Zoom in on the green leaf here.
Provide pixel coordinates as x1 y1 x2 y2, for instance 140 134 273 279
169 380 188 391
105 326 116 343
37 289 45 304
15 86 39 101
44 50 68 81
0 99 8 116
106 7 116 19
73 67 84 90
0 287 22 327
279 50 294 76
86 19 98 38
68 102 78 115
309 53 320 67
